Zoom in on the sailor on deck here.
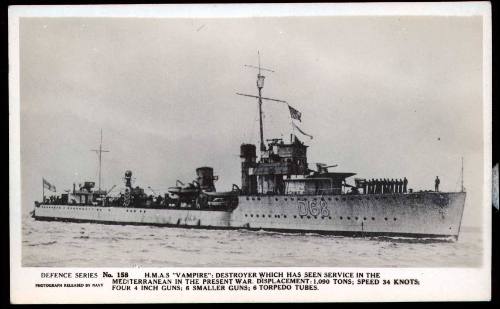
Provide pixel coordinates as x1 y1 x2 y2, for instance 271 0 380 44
435 176 440 192
397 179 403 193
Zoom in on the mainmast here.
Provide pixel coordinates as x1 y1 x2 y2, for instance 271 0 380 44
91 129 110 191
256 55 265 151
237 52 286 151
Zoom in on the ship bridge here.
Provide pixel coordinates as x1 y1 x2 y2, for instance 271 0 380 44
240 136 353 195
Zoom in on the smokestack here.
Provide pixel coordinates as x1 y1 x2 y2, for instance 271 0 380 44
240 144 257 195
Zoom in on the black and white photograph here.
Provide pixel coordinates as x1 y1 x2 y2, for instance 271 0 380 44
9 2 492 303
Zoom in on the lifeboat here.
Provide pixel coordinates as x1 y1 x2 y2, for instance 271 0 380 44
203 190 238 198
202 184 240 198
167 181 200 196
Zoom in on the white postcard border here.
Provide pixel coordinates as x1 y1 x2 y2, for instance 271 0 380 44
9 2 492 303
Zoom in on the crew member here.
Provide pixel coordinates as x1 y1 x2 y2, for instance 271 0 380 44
435 176 440 192
403 177 408 193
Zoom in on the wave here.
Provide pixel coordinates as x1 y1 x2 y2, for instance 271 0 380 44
27 241 57 247
370 236 455 244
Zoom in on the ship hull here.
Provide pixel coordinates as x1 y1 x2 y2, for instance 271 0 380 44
34 191 466 239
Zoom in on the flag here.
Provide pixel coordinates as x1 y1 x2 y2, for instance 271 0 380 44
43 178 56 192
292 122 313 139
288 105 302 122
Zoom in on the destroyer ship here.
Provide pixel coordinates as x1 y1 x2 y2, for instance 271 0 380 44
33 56 466 239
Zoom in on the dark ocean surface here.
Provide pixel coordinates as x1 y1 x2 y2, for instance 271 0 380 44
22 213 482 268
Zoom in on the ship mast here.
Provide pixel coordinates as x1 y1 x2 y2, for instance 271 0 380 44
256 54 265 151
91 129 110 191
237 52 286 151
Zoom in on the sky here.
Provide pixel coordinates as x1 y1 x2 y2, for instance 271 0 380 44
19 16 484 226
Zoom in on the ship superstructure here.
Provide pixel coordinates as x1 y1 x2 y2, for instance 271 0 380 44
33 54 466 239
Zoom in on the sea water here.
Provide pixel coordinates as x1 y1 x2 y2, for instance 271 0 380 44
21 213 482 268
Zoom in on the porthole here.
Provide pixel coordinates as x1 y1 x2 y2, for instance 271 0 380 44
363 217 367 221
384 217 388 221
277 215 281 218
293 215 297 218
320 197 325 201
275 198 278 201
250 214 253 217
307 216 311 219
340 216 343 220
355 217 359 220
268 215 271 218
342 198 346 201
372 217 375 220
335 198 339 201
283 215 287 218
284 198 288 201
347 217 351 220
257 197 261 201
291 198 294 201
328 198 332 201
245 214 248 217
256 214 259 218
329 216 332 220
246 197 249 200
394 218 397 221
314 216 317 219
252 197 255 201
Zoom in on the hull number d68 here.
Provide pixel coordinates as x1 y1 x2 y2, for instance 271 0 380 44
298 200 329 217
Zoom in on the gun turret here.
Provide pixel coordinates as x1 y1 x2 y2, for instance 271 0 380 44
313 163 339 174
